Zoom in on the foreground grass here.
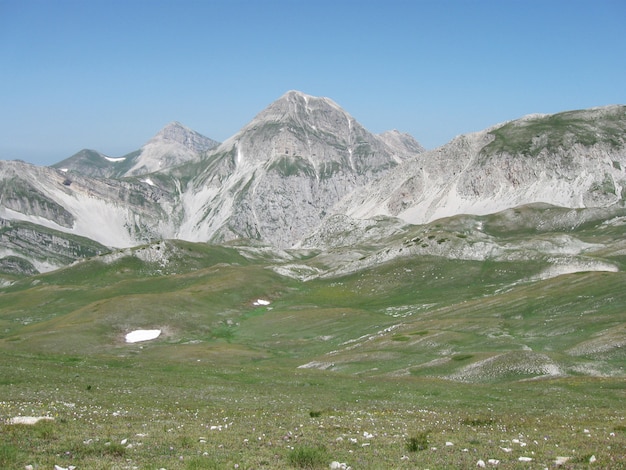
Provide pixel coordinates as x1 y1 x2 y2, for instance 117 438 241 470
1 352 624 469
1 233 625 468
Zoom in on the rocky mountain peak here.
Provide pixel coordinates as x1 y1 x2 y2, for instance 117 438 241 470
148 121 219 153
250 90 352 130
124 122 219 176
377 130 426 158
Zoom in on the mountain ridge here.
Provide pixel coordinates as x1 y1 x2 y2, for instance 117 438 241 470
1 92 625 276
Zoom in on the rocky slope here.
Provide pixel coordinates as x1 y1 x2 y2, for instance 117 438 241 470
52 121 219 178
171 91 419 247
1 93 625 277
338 105 626 225
0 159 175 248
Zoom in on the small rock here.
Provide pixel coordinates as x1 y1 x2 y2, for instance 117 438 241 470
477 459 486 468
518 456 533 462
487 459 500 466
555 456 570 466
589 455 596 463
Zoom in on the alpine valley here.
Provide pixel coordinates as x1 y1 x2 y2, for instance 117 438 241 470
1 92 625 468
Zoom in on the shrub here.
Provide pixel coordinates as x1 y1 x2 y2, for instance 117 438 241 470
287 445 328 468
406 431 429 452
462 416 494 426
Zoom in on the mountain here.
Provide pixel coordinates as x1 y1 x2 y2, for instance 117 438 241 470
123 121 220 176
52 121 219 178
172 90 418 247
337 105 626 225
2 158 177 245
1 92 625 278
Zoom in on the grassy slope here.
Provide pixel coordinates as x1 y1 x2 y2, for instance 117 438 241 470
0 227 625 468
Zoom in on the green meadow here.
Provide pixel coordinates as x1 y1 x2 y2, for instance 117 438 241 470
1 213 625 468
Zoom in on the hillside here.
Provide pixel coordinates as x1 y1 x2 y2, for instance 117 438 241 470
0 206 624 467
1 94 625 465
1 94 625 278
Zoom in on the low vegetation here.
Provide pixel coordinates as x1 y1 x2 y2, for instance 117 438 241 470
482 105 626 157
1 207 624 468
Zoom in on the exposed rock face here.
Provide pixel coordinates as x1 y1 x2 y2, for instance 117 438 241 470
174 91 419 247
124 121 220 176
0 217 108 273
52 122 219 178
377 129 425 157
1 93 625 275
339 106 626 225
0 160 174 249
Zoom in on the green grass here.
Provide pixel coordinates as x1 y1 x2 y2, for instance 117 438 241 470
0 212 625 468
481 105 626 157
287 445 329 468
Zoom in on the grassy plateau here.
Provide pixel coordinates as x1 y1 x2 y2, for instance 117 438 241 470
1 211 625 469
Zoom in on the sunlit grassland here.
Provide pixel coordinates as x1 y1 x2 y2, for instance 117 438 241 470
1 239 625 468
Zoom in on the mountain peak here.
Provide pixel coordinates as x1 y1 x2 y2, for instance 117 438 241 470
148 121 219 152
122 123 219 176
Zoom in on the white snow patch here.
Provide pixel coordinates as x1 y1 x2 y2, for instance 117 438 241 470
125 329 161 343
60 168 69 172
8 416 54 425
142 177 155 186
104 156 126 162
253 299 270 306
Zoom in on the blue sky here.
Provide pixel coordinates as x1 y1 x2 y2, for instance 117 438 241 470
1 0 625 165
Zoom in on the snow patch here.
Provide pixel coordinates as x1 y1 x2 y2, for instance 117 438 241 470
104 156 126 163
142 177 155 186
253 299 270 306
125 329 161 343
8 416 54 425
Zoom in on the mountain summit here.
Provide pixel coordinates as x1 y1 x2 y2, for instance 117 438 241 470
173 91 421 246
52 122 219 178
2 93 625 275
124 121 220 176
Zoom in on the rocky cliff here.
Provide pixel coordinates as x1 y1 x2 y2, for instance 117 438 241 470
338 105 626 225
1 93 624 276
171 91 420 247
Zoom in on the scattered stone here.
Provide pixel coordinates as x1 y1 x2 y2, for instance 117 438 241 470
589 455 597 463
518 456 533 462
477 459 486 468
487 459 500 466
555 456 570 466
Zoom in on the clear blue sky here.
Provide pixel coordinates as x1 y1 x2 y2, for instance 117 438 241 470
1 0 625 165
